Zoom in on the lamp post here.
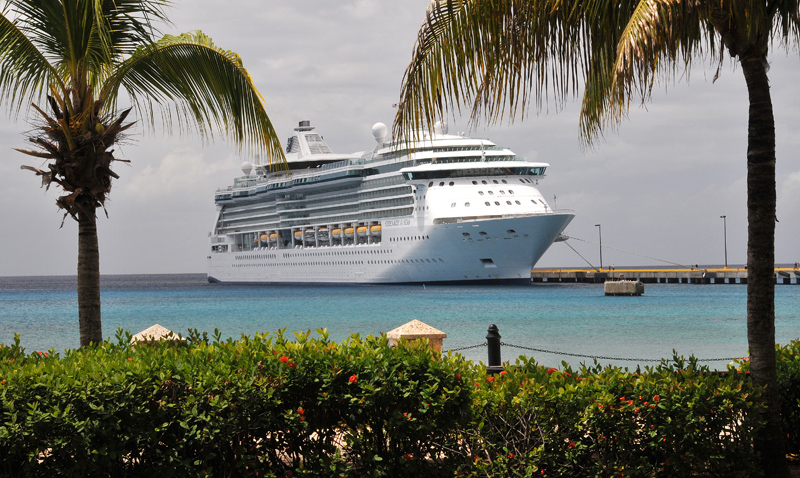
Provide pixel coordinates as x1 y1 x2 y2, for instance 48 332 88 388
720 215 728 269
595 223 603 270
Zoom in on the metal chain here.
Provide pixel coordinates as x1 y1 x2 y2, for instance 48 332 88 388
445 342 487 353
500 342 738 363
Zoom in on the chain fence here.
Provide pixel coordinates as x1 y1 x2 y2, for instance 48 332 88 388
444 341 740 363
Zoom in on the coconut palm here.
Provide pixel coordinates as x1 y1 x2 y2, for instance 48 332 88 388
0 0 286 347
394 0 795 475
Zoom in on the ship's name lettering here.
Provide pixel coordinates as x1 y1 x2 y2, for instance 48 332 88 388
384 219 411 227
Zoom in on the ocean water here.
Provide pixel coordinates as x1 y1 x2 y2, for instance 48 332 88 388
2 273 800 369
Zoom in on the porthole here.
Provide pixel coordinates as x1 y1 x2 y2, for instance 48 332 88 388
485 202 491 206
501 179 508 184
488 191 494 195
479 191 484 195
494 201 500 206
449 181 454 186
515 200 521 205
472 180 478 185
439 181 445 186
506 201 512 205
493 180 499 184
482 180 488 185
508 190 514 194
465 202 471 207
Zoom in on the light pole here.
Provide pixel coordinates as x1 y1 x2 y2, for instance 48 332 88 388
720 215 728 269
595 223 603 270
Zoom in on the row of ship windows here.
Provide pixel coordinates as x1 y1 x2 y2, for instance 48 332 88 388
234 261 364 267
222 205 413 230
452 199 546 207
283 249 391 258
429 178 535 187
389 235 430 242
232 258 444 268
368 258 444 265
236 254 278 260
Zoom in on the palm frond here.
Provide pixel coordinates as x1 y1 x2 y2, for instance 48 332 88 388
581 0 708 142
100 30 286 170
393 0 592 144
0 9 61 115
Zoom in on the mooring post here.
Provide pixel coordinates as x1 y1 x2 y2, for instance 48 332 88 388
486 324 503 374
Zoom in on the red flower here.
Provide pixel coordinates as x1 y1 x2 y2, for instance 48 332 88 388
127 357 133 361
507 453 514 458
288 362 297 369
653 395 660 402
279 356 289 363
348 374 357 383
455 373 462 380
634 408 640 413
297 408 304 415
499 370 507 377
568 440 576 448
546 368 558 374
486 376 495 383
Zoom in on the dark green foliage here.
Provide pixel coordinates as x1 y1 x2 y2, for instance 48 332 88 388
0 330 472 477
3 333 800 477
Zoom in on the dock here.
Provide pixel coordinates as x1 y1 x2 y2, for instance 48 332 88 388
531 267 800 285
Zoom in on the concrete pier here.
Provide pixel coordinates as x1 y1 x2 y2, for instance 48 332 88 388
531 267 800 285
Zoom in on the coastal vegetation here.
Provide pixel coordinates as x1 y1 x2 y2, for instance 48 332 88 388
2 331 798 476
0 0 285 347
392 0 799 474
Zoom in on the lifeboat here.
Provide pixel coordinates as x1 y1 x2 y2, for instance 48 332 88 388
331 228 342 238
260 234 270 243
293 230 303 240
370 225 382 235
344 227 355 238
356 226 368 236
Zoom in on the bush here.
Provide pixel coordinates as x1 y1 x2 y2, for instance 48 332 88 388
3 332 796 477
0 330 473 477
775 340 800 456
460 356 761 477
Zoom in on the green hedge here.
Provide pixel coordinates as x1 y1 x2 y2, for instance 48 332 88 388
2 331 798 477
0 330 472 477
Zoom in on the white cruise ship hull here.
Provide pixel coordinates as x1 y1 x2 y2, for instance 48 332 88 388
208 213 573 284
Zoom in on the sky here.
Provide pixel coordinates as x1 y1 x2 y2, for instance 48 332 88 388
1 0 799 277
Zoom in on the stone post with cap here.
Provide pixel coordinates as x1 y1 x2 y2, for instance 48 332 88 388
386 319 447 352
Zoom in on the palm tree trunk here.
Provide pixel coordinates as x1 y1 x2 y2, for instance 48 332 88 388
740 52 788 477
77 205 102 346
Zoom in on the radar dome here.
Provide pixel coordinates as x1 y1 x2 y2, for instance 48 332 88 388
372 122 388 144
241 161 253 176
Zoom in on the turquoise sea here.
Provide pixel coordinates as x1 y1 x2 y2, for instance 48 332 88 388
2 274 799 369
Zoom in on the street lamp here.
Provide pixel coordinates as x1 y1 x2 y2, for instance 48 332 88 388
595 224 603 270
720 215 728 269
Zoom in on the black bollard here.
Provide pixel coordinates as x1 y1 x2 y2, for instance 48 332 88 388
486 324 503 374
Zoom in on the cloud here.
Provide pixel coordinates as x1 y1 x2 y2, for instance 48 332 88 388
122 147 239 203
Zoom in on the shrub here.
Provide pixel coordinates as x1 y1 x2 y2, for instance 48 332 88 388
0 329 473 477
460 355 762 478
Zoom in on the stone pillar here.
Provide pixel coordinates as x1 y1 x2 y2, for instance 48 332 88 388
386 320 447 352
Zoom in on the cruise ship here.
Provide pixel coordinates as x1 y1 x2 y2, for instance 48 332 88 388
207 121 574 284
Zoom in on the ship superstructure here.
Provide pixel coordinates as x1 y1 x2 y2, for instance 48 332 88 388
207 121 574 284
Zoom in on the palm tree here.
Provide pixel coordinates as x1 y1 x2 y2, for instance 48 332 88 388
394 0 795 475
0 0 286 348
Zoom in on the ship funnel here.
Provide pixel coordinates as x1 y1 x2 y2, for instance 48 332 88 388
372 122 388 144
241 161 253 176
